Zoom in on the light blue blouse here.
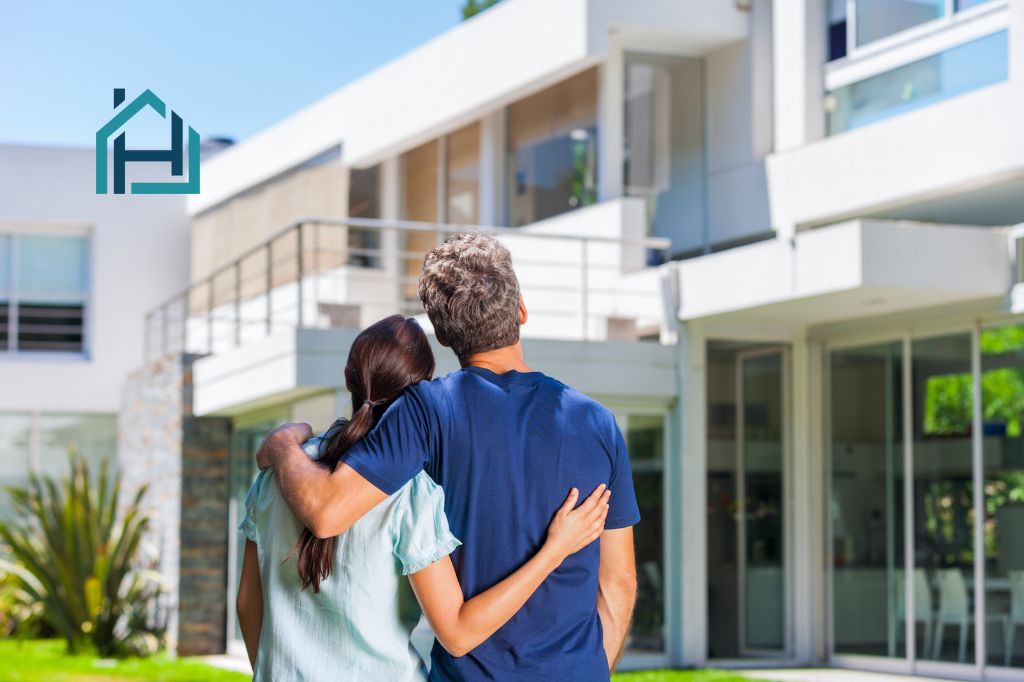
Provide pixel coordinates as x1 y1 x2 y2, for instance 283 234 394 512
240 431 461 682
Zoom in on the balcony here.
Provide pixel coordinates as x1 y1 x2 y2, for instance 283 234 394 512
144 199 672 364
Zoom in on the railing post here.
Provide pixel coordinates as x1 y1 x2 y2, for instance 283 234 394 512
265 243 273 336
234 261 241 347
296 223 305 328
181 295 188 356
580 238 589 341
161 303 169 358
144 311 152 361
206 276 214 354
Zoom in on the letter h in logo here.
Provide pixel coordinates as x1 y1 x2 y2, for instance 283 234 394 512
95 88 200 194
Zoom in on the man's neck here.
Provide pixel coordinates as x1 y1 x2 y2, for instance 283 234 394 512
463 342 533 374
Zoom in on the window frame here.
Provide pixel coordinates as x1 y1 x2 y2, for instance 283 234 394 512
0 226 92 360
825 0 1009 92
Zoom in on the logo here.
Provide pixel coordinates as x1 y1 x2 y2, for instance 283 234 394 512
95 88 199 194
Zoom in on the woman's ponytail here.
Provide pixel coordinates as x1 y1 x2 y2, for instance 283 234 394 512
295 400 383 593
291 314 435 594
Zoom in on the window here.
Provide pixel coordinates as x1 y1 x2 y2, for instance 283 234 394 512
507 68 598 227
980 324 1024 669
401 141 441 305
1015 237 1024 285
825 30 1007 135
446 123 481 225
0 412 116 505
857 0 946 47
828 0 997 62
623 53 704 254
0 232 89 354
347 165 382 268
829 327 1024 668
828 0 849 61
624 413 666 654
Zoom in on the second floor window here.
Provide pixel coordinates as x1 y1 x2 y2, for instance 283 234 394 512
507 67 598 227
0 232 89 355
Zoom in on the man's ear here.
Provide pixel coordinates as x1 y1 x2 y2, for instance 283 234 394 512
519 294 528 326
434 329 450 348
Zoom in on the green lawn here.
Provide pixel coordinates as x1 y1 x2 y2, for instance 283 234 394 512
0 640 249 682
0 639 761 682
614 671 759 682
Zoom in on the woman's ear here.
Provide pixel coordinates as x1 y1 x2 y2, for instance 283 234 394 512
519 294 528 326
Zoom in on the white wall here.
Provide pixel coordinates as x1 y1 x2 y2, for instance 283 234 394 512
705 34 773 247
0 144 190 413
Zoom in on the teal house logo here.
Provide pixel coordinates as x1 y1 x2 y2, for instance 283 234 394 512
96 88 200 194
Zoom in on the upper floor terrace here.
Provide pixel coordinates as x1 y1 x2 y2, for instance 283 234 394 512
768 0 1024 238
144 200 672 367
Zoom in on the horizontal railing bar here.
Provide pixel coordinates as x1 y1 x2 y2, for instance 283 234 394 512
149 216 671 313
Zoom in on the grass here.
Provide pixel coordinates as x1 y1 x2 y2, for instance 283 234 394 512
0 640 249 682
0 639 764 682
614 671 760 682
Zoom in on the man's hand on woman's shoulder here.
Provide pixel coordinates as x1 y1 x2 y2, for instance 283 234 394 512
256 422 313 470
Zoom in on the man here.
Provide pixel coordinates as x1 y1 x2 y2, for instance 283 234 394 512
256 233 638 680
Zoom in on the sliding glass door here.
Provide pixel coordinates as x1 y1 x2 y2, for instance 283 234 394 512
830 342 906 658
829 324 1024 674
738 350 788 656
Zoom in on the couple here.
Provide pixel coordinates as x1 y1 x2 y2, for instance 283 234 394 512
237 233 639 681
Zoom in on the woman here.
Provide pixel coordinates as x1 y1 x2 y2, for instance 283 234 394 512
236 315 610 681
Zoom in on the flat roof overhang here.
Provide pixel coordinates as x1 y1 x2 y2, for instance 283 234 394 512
188 0 747 215
191 327 677 417
675 220 1012 333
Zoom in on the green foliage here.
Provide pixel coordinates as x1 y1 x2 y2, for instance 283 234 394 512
0 564 45 638
461 0 501 20
0 455 165 657
923 372 972 435
0 639 249 681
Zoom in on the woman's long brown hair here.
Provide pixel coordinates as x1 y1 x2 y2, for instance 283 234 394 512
294 315 434 593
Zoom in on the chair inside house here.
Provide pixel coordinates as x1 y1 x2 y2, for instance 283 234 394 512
895 569 933 655
1007 570 1024 667
932 568 1011 663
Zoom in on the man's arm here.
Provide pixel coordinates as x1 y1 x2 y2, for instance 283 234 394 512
597 526 637 672
255 423 387 538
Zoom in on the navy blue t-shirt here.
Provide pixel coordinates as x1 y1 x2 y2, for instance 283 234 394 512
342 366 640 681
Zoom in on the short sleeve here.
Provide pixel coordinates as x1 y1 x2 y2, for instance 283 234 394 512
390 472 462 575
343 387 433 495
605 418 641 530
239 470 269 543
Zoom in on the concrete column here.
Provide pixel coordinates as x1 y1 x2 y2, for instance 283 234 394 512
598 33 624 203
677 320 708 665
478 108 506 226
379 157 402 311
789 335 826 662
772 0 825 154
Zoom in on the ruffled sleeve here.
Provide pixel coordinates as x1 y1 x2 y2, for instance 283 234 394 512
390 471 462 575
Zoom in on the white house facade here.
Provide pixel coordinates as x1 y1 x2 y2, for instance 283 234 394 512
3 0 1022 677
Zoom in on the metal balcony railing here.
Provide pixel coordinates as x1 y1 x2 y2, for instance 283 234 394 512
143 217 672 362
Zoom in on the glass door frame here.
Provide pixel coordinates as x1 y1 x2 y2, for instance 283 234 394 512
736 346 794 659
823 316 1024 682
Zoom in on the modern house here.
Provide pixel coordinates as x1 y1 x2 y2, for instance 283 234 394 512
3 0 1023 678
0 143 188 499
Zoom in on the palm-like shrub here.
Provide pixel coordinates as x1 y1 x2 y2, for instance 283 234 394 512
0 454 165 656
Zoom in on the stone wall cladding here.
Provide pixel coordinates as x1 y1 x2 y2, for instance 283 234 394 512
119 353 184 650
119 353 233 656
177 413 231 655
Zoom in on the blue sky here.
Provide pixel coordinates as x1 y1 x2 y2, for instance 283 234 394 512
0 1 466 148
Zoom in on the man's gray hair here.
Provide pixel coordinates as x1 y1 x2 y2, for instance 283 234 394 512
418 233 521 362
